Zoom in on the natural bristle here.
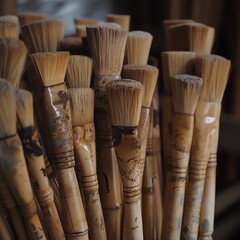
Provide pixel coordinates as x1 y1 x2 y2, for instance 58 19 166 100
96 22 122 29
0 78 16 138
21 19 64 53
168 22 215 54
124 31 153 65
161 51 196 95
0 15 19 24
31 51 69 87
195 54 231 102
66 55 93 88
106 79 143 126
86 26 128 76
0 38 27 88
122 64 159 107
18 12 46 25
74 18 102 26
171 74 202 114
106 14 130 31
59 37 82 54
15 89 34 128
68 88 94 126
75 25 87 37
0 21 19 38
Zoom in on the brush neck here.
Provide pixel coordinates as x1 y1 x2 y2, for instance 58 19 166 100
94 76 120 139
72 123 97 179
172 112 194 177
189 101 221 180
43 84 75 170
112 126 143 202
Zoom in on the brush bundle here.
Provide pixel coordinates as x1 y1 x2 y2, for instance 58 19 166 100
0 12 232 240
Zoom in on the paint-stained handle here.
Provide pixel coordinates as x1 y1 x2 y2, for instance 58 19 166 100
0 134 46 240
73 124 106 240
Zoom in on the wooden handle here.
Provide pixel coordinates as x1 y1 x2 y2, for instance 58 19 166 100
42 84 88 239
161 95 173 174
162 114 194 240
19 126 65 240
73 124 106 240
113 126 144 240
0 174 27 240
182 101 220 240
199 107 220 240
0 134 46 240
94 78 123 240
0 211 13 240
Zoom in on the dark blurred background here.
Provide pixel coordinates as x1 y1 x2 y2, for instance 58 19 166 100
1 0 240 239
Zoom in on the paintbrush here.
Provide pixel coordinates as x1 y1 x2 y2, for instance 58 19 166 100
0 174 28 240
0 205 14 240
124 31 153 65
21 19 64 53
194 55 231 240
69 88 106 240
16 88 65 240
0 15 19 24
106 14 130 31
66 55 93 88
18 12 46 25
0 78 46 239
87 25 128 240
0 38 27 88
168 22 215 54
181 55 231 240
0 21 19 38
162 74 202 240
160 51 196 175
106 79 144 239
31 52 88 239
74 18 102 27
121 64 159 239
163 19 194 50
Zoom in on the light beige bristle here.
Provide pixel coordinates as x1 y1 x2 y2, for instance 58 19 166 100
161 51 196 95
87 26 128 76
168 22 215 54
106 14 130 31
171 74 202 114
66 55 93 88
0 21 19 38
106 79 143 126
96 22 121 29
18 12 46 25
0 78 16 138
0 38 27 88
31 51 69 87
76 25 87 37
122 64 159 107
15 89 34 128
124 31 153 65
21 19 64 53
0 15 19 24
74 18 102 27
195 54 231 103
68 88 94 126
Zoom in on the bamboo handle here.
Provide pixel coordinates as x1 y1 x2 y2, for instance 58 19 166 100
162 114 194 240
0 211 13 240
43 84 88 239
0 134 46 239
19 126 65 240
199 107 220 240
0 174 27 240
73 124 106 240
181 102 220 240
94 77 123 240
113 126 144 240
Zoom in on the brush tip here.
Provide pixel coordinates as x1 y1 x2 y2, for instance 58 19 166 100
171 74 202 114
106 79 144 126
